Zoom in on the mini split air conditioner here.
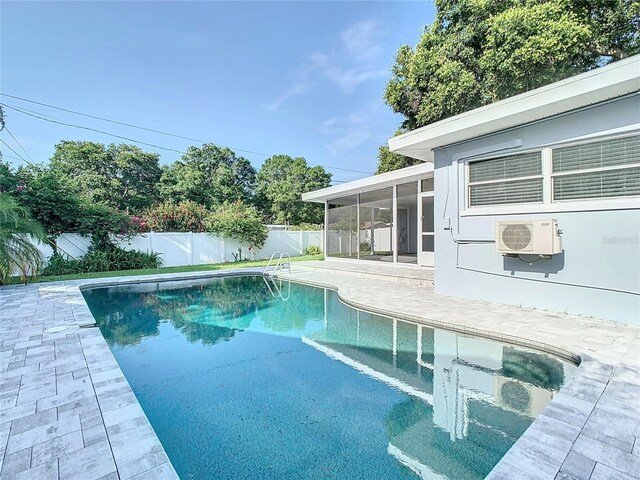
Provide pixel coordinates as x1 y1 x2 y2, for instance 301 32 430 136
496 219 562 256
495 376 554 417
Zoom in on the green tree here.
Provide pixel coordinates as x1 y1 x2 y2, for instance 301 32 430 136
0 193 45 284
205 201 268 248
376 145 422 174
0 159 17 194
12 165 134 251
385 0 639 130
0 105 5 136
50 141 162 212
159 144 256 208
256 155 331 224
77 203 134 251
14 165 85 238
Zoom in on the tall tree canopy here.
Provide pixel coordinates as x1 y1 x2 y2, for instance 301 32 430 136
1 163 134 251
14 165 86 238
159 144 256 208
376 145 422 174
0 160 17 194
385 0 639 130
256 155 331 225
50 141 162 212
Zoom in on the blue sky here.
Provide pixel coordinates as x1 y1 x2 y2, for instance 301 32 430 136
1 1 434 183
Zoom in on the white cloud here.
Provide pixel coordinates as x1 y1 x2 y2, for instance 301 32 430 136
341 20 384 61
327 127 372 156
323 67 388 94
322 103 383 156
265 18 388 109
264 76 312 111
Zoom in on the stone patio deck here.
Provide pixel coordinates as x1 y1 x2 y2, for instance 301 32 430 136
1 263 638 480
0 269 263 480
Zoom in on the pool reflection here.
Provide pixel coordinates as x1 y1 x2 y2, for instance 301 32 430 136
303 290 573 479
85 276 575 480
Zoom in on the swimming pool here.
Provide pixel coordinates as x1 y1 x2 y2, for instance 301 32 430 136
83 275 576 480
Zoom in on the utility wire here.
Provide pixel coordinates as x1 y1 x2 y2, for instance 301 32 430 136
0 138 32 165
3 103 66 122
1 153 30 163
1 93 374 175
4 127 34 163
2 92 267 155
2 103 187 155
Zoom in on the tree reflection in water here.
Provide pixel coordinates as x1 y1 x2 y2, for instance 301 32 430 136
85 276 326 348
85 276 273 347
84 276 577 480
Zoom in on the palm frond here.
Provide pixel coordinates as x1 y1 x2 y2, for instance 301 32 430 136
0 193 46 284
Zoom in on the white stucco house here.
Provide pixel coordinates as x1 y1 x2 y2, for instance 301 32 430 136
303 55 640 325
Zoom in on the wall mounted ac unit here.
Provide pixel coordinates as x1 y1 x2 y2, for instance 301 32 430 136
496 219 562 256
494 376 553 417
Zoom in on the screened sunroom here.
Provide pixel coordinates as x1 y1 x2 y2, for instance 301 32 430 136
302 163 435 267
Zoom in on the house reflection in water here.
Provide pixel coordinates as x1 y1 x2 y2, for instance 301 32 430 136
87 276 576 480
303 289 575 480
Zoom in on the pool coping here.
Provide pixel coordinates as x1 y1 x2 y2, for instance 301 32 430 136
276 267 640 480
282 275 582 365
0 268 264 480
2 267 638 480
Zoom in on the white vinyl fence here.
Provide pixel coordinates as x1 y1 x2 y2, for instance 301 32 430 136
44 230 322 267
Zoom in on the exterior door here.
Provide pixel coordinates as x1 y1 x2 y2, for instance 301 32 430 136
418 192 434 266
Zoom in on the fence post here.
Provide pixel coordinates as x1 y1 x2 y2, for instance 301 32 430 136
221 237 225 263
189 232 194 265
149 231 154 253
299 230 304 255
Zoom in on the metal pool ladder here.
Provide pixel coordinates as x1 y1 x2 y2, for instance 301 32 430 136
262 275 291 301
263 251 291 277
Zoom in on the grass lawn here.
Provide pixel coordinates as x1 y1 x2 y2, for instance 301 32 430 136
7 254 323 285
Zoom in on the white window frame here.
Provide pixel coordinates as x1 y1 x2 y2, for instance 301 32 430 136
550 135 640 203
461 132 640 217
466 149 545 208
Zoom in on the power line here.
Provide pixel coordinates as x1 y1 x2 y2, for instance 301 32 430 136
2 92 267 156
4 103 65 122
1 93 375 175
4 127 34 163
0 139 32 165
2 103 188 155
1 153 28 163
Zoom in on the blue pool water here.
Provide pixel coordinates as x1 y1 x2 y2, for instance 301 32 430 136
84 275 576 480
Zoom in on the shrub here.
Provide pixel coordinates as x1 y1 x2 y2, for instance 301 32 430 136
304 245 322 255
42 253 83 276
79 203 135 251
206 201 268 249
142 200 210 232
42 245 162 276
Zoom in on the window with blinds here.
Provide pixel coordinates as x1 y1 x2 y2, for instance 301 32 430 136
468 152 543 206
552 135 640 201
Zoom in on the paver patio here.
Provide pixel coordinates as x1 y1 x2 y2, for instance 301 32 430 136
1 263 638 479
